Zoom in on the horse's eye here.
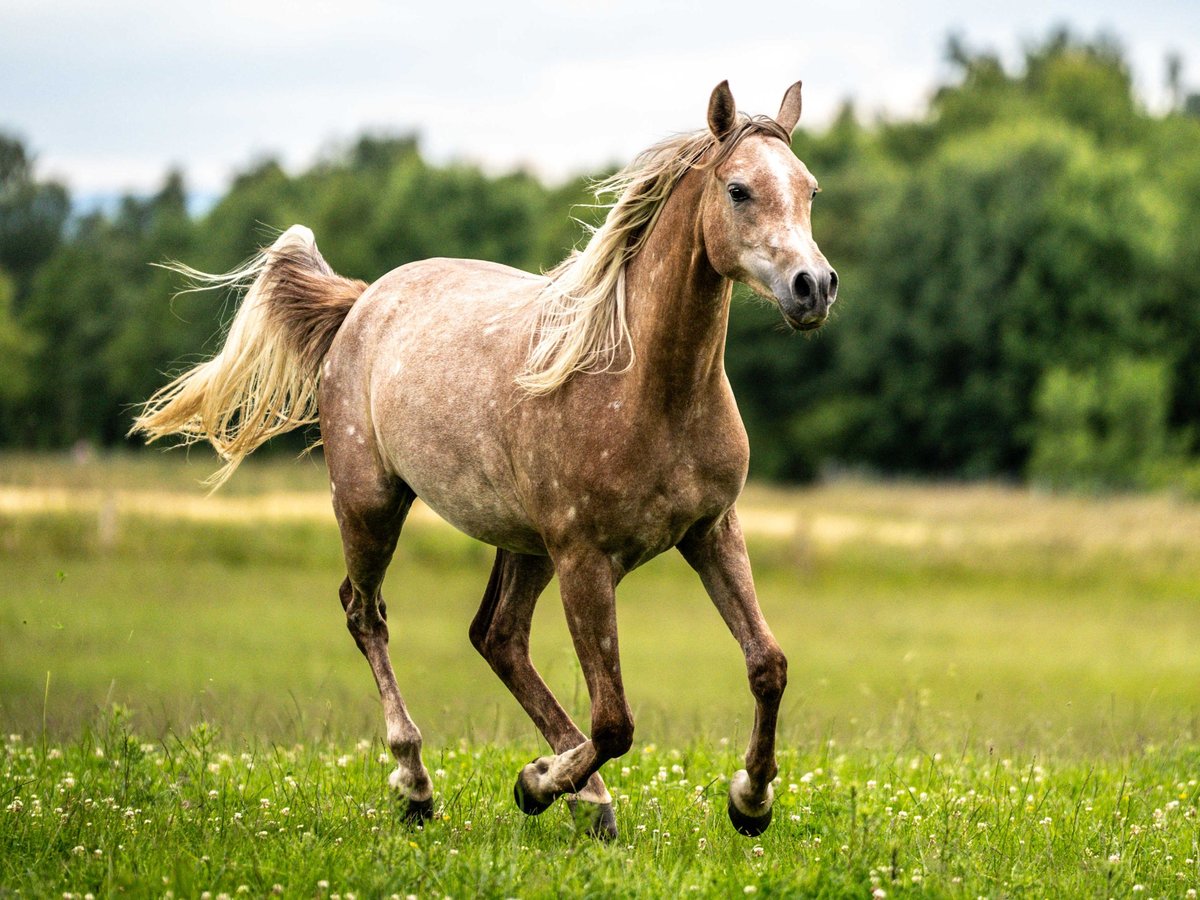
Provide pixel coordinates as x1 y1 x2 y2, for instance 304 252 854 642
727 184 750 203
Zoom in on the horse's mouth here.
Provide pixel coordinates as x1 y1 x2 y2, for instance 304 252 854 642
783 312 826 332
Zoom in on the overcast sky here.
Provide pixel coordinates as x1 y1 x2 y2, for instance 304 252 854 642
2 0 1198 199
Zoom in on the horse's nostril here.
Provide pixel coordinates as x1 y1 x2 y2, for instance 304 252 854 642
793 271 814 302
828 269 839 299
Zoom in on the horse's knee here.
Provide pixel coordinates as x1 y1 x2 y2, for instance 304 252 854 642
748 644 787 704
592 709 635 759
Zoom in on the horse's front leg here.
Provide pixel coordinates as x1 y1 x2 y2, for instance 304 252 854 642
679 507 786 836
512 550 633 818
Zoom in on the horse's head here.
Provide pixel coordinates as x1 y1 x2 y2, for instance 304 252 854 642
700 81 838 331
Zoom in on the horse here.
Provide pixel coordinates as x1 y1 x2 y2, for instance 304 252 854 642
132 79 837 839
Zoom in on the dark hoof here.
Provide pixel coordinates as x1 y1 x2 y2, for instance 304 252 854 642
514 776 553 816
567 798 618 841
727 796 773 836
403 796 435 825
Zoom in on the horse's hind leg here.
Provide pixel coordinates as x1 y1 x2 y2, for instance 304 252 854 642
469 549 617 839
332 470 433 822
486 551 632 829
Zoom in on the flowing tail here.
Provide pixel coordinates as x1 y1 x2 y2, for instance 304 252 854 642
130 225 366 488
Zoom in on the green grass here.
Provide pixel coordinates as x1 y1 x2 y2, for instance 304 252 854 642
5 712 1200 898
3 451 1200 896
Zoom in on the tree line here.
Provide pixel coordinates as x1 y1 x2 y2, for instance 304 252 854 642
2 31 1199 492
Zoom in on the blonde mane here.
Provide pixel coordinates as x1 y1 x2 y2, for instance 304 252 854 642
516 114 791 395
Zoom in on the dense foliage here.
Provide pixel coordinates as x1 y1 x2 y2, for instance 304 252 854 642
2 32 1198 489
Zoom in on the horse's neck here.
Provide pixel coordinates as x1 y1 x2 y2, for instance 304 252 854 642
623 170 731 404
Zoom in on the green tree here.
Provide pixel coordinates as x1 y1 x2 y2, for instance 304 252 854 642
0 134 70 298
1029 357 1190 491
0 269 36 406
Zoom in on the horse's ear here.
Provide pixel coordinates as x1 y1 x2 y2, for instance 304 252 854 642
776 80 803 133
708 80 737 140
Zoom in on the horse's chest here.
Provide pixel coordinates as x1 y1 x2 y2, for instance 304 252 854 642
539 417 747 564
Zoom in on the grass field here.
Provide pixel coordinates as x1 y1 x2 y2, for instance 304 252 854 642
3 451 1200 897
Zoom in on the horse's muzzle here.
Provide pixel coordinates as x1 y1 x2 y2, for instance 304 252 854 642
781 265 838 331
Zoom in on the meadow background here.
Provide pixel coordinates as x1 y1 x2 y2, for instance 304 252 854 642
3 24 1200 900
3 453 1200 896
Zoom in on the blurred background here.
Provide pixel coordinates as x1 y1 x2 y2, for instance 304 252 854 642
2 2 1199 749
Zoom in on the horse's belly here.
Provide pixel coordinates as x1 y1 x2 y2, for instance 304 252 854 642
403 462 547 556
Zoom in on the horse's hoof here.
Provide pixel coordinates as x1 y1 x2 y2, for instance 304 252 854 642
567 798 618 841
402 796 435 825
727 795 773 836
513 767 553 816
